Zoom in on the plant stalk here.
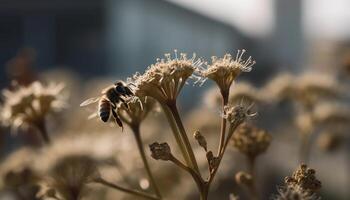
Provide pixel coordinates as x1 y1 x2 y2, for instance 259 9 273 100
218 89 229 155
131 124 162 199
167 101 200 174
160 104 193 171
95 178 159 200
36 118 51 144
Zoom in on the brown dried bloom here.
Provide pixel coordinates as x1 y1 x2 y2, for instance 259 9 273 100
149 142 172 161
231 123 271 158
130 50 203 104
118 96 158 126
285 164 321 192
274 185 320 200
203 82 262 109
273 164 321 200
235 171 253 187
222 105 253 125
41 155 100 200
198 50 255 93
0 81 66 132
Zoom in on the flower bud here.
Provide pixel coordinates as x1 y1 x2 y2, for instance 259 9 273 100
193 130 207 151
149 142 172 161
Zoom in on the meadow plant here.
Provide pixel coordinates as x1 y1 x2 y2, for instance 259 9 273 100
0 81 66 144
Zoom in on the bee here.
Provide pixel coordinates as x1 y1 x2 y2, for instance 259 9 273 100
80 81 134 130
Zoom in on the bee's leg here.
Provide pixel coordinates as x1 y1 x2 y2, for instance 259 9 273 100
112 109 123 131
117 96 129 109
124 87 134 96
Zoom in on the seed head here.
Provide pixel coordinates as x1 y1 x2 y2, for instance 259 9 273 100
149 142 172 161
285 164 321 193
130 50 203 104
198 50 255 92
231 123 271 158
0 81 66 132
273 185 321 200
222 105 254 125
41 155 100 200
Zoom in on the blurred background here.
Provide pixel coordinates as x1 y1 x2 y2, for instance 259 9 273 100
0 0 350 199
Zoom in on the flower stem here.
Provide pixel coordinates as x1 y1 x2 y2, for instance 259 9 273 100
170 155 207 200
247 156 258 200
299 133 311 164
167 101 200 175
161 104 193 171
36 119 50 144
218 89 229 155
95 178 160 200
131 124 162 199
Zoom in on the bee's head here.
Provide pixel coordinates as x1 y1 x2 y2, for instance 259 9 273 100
114 81 124 87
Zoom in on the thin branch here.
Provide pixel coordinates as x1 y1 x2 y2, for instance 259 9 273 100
94 178 160 200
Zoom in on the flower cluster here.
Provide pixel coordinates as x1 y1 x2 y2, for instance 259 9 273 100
130 51 203 104
0 81 66 131
230 123 271 159
285 164 321 192
198 50 255 93
273 164 321 200
39 155 100 200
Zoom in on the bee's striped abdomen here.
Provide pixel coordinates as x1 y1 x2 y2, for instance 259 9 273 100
99 98 111 122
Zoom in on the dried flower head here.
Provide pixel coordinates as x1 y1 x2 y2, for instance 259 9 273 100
222 105 254 125
203 82 262 109
149 142 172 161
285 164 321 192
0 81 66 132
41 155 100 200
118 96 157 126
0 148 40 199
273 185 320 200
198 50 255 93
235 171 253 187
130 50 203 104
231 123 271 158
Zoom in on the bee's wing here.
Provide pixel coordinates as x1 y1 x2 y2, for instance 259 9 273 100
80 97 100 107
88 112 98 120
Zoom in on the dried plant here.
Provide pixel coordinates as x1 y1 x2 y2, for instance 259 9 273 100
127 50 256 200
0 81 66 144
262 71 346 163
272 164 321 200
231 123 271 199
39 155 100 200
